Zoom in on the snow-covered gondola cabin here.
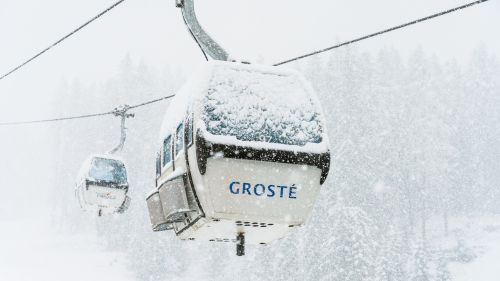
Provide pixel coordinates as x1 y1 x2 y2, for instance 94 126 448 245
147 61 330 248
76 154 130 216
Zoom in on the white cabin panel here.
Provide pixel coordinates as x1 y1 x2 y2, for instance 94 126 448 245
199 158 322 225
82 184 127 214
177 218 293 245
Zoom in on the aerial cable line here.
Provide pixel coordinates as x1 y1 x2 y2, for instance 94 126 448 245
127 95 176 110
0 0 489 124
273 0 490 66
0 0 127 82
0 94 175 126
0 0 489 81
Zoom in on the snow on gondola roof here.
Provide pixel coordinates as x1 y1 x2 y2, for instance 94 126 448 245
158 62 210 140
159 61 328 153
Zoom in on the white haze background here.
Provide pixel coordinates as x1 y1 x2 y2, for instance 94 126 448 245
0 0 500 280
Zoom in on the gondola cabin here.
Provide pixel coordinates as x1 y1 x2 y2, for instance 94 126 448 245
76 154 130 216
147 61 330 252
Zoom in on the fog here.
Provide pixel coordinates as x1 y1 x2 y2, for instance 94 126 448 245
0 0 499 280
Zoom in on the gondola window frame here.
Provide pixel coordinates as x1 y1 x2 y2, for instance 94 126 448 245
163 135 173 167
186 113 194 147
175 123 184 157
155 151 161 177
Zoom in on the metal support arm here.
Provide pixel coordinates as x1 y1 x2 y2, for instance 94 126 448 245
176 0 230 61
108 105 134 155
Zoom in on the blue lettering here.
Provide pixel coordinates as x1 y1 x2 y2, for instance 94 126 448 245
229 181 240 194
254 184 265 196
267 185 276 197
289 185 297 199
278 185 287 198
229 181 298 199
242 182 252 195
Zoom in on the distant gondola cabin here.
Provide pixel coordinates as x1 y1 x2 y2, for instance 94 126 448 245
76 155 130 216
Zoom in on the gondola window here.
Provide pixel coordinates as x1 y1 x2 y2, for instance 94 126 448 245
203 67 323 146
175 123 184 156
163 136 172 166
155 152 161 177
89 157 127 184
186 115 193 146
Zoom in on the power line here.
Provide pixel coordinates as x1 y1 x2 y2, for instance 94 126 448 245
0 0 127 82
273 0 490 66
0 94 174 126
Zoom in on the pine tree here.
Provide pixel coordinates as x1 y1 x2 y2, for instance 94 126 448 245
410 240 431 281
316 200 378 281
435 258 451 281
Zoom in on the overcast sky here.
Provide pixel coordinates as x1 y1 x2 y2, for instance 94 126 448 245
0 0 498 117
0 0 498 217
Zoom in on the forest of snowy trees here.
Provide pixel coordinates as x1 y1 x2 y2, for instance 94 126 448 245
49 44 500 281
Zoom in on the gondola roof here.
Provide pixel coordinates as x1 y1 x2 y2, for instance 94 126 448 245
159 61 329 154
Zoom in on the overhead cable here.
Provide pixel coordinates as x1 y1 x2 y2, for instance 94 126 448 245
0 0 489 78
0 0 127 81
0 0 491 126
0 94 175 126
273 0 490 66
128 94 176 110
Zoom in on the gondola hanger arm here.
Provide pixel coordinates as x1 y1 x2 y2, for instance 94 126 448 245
108 105 134 155
176 0 230 61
